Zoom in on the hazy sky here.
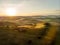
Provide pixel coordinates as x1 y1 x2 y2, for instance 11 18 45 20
0 0 60 16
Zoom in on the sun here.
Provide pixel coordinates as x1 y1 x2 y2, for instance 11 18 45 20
6 8 16 16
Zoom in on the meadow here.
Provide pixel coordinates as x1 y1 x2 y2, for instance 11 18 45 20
0 16 60 45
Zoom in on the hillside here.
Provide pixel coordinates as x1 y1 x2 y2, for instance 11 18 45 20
0 16 60 45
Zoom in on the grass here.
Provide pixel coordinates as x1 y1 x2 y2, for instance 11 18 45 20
0 22 59 45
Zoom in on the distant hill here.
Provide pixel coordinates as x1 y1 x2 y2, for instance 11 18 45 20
0 15 60 26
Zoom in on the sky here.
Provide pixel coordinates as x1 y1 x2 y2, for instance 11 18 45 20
0 0 60 16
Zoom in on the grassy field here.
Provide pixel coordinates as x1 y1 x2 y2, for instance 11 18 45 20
0 21 59 45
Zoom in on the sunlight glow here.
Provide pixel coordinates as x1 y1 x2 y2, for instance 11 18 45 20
5 8 16 16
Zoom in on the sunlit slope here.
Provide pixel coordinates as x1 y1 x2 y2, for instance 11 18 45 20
35 23 45 28
40 23 58 45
